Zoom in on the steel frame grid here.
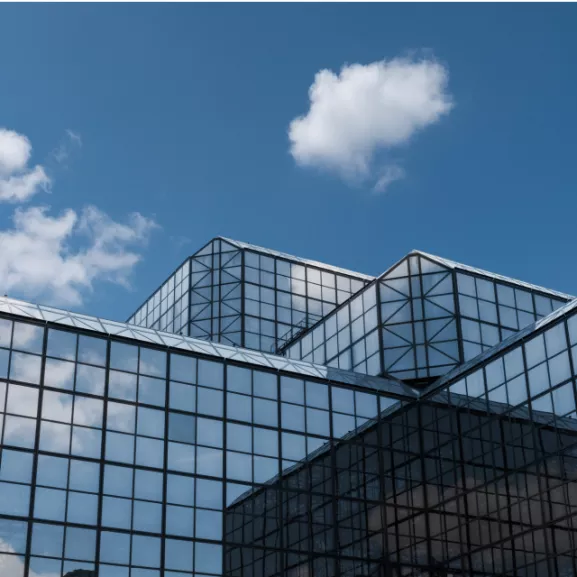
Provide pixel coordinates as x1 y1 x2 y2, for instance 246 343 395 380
4 238 577 577
222 390 577 576
281 250 574 391
0 305 413 577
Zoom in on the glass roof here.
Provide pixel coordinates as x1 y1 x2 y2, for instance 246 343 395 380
424 296 577 398
218 237 375 281
414 250 574 301
0 296 414 398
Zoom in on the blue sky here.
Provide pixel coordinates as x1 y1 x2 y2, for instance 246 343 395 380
0 3 576 321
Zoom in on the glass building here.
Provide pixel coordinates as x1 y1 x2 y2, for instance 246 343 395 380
1 237 577 577
126 238 373 352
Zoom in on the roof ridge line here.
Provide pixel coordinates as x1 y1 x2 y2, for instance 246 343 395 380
408 250 574 300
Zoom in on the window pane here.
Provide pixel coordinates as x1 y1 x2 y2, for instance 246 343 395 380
139 348 166 377
169 413 195 444
110 342 138 372
170 353 196 384
47 330 77 360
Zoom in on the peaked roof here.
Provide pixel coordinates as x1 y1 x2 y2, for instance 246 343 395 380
218 237 375 281
278 248 574 356
0 296 414 399
413 250 574 301
422 296 577 398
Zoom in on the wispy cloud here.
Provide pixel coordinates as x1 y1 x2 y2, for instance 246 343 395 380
169 234 193 250
373 164 406 194
52 128 82 166
0 127 158 307
0 128 50 202
288 56 453 191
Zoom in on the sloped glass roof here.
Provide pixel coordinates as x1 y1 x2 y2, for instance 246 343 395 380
218 237 375 281
423 296 577 397
414 250 574 301
0 296 414 398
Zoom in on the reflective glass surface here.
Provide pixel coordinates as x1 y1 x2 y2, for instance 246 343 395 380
126 238 373 353
3 240 577 577
0 314 402 577
284 251 572 387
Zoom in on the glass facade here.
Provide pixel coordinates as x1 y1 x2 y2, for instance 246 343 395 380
0 298 407 577
225 299 577 576
127 238 372 353
284 252 572 387
2 239 577 577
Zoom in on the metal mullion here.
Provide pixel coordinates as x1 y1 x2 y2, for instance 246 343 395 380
187 257 193 338
416 257 432 382
561 317 577 577
358 441 373 570
65 334 83 533
212 241 218 342
415 403 432 567
23 323 50 577
374 276 387 378
450 269 467 368
93 337 111 575
304 265 310 344
275 370 286 573
240 249 246 348
273 257 279 354
221 358 229 576
535 426 559 575
521 337 555 571
492 278 507 344
159 349 171 577
376 417 393 576
496 412 519 575
454 404 475 572
326 382 339 577
405 259 418 380
0 321 14 470
387 418 403 565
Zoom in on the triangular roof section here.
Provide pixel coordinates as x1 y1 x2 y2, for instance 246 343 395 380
422 296 577 398
278 248 574 363
218 236 375 281
0 295 415 399
413 250 574 301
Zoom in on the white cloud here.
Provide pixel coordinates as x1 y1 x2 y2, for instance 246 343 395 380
373 164 406 194
0 127 158 307
0 128 50 202
53 129 82 166
288 57 453 188
0 204 158 306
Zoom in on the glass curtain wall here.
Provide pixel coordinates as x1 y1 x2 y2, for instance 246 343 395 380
0 310 406 577
225 299 577 576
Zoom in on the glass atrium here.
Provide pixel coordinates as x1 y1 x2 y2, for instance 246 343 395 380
1 237 576 576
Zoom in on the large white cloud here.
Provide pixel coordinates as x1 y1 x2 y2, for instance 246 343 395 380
0 205 157 306
288 57 453 189
0 128 50 202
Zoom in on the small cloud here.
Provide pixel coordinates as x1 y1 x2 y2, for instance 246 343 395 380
288 56 453 189
66 129 82 146
373 164 406 194
0 128 50 202
52 128 82 167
